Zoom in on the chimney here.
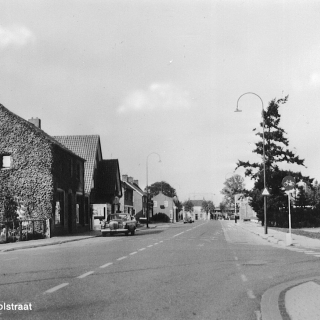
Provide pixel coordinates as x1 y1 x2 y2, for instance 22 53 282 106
133 180 139 186
122 175 128 182
128 176 133 183
28 117 41 129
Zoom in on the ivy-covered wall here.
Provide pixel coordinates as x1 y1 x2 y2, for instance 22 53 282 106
0 105 53 221
0 104 87 235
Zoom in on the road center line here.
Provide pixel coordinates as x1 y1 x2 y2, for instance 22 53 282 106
77 271 94 279
129 251 138 255
173 232 184 238
138 248 146 251
117 256 127 260
147 245 153 247
100 262 113 268
45 283 69 294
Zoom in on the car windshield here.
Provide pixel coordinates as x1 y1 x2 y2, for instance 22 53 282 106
107 214 120 222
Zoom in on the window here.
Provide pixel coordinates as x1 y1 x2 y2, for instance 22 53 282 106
1 155 12 169
55 190 65 226
76 204 80 223
154 201 157 208
69 159 73 177
164 201 168 208
76 162 81 180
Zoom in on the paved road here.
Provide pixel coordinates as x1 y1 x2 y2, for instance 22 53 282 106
1 220 320 319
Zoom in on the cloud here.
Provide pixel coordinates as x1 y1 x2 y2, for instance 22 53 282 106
117 83 191 113
309 73 320 87
0 25 35 48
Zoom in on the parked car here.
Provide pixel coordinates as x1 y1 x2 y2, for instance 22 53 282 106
183 213 194 223
101 214 137 237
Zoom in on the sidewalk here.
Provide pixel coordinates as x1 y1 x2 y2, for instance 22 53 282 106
236 220 320 320
0 223 161 253
236 220 320 249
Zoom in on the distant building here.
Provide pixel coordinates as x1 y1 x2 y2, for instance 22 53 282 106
186 200 210 220
54 136 122 230
120 175 147 218
152 191 178 222
235 194 256 220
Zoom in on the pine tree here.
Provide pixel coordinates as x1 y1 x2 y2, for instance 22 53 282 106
236 96 312 226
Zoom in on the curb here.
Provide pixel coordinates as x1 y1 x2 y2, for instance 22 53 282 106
0 225 162 252
0 235 100 252
261 276 320 320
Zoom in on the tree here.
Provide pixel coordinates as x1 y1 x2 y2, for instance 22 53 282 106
201 200 215 215
183 200 194 213
221 174 245 207
236 96 313 225
145 181 176 198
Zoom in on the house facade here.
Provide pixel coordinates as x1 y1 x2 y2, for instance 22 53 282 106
0 104 88 237
120 175 147 218
186 200 210 221
54 136 122 230
152 191 178 222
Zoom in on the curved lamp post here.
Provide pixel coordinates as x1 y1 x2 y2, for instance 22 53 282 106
235 92 268 234
146 152 161 228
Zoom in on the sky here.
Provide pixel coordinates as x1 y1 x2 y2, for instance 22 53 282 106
1 0 320 205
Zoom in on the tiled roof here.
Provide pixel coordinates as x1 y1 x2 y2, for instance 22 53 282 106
0 104 85 162
123 180 145 196
132 182 145 195
190 200 204 207
54 135 101 194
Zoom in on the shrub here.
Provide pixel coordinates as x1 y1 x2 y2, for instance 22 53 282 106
150 212 170 223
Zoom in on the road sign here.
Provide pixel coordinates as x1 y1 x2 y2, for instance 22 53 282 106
262 188 270 196
282 176 295 191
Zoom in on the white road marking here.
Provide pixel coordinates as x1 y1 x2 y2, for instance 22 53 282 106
241 274 248 282
117 256 127 260
247 290 256 299
45 283 69 293
147 245 153 247
100 262 113 268
173 232 184 238
129 251 138 255
138 248 146 251
154 243 159 245
159 241 163 243
77 271 94 279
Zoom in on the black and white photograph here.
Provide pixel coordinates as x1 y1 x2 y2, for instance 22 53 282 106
1 1 320 319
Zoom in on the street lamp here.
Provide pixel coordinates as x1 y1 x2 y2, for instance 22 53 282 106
146 152 161 228
235 92 268 234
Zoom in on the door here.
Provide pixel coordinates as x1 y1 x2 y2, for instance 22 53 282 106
68 193 73 233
